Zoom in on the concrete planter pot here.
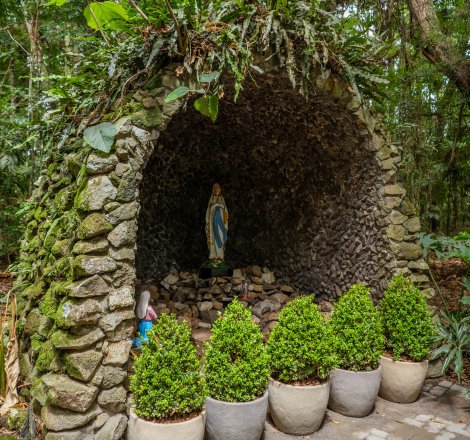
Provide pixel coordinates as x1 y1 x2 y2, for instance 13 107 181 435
379 355 428 403
127 408 205 440
205 392 268 440
268 379 330 435
328 365 382 417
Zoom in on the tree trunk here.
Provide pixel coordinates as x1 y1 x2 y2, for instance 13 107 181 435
407 0 470 101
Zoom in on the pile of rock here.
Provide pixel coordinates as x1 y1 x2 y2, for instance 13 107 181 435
139 265 333 338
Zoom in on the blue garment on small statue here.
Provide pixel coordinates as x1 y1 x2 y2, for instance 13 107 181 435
213 206 227 248
138 320 153 343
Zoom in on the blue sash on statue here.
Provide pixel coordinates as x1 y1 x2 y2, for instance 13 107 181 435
138 320 153 342
213 206 227 248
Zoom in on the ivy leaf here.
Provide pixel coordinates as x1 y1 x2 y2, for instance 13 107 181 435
84 1 129 31
83 122 116 153
199 71 220 83
164 86 190 103
194 95 219 122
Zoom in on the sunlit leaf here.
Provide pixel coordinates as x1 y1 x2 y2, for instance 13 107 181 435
164 86 190 102
83 122 116 153
194 95 219 122
84 1 129 31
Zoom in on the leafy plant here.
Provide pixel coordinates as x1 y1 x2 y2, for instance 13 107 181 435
204 297 269 402
380 276 436 362
129 313 206 420
431 309 470 383
267 295 336 383
328 284 384 371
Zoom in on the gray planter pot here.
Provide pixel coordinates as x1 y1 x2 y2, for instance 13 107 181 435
328 365 382 417
379 355 428 403
205 392 268 440
268 379 330 435
127 408 205 440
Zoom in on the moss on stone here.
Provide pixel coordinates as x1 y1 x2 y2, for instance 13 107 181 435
51 239 73 256
54 187 74 212
23 279 46 302
77 213 113 240
39 286 60 319
35 340 58 372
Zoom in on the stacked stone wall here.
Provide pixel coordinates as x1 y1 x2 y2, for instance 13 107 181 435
13 65 429 439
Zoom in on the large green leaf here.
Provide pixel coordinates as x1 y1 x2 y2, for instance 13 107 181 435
84 1 129 31
46 0 67 6
194 95 219 122
164 86 190 103
83 122 116 153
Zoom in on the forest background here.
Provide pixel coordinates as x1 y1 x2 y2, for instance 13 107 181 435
0 0 469 264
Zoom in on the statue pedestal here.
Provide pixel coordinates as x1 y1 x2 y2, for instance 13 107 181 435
199 265 233 279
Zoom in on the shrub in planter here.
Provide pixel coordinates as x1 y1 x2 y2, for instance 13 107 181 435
204 297 269 440
128 313 206 440
266 295 335 435
379 275 436 403
327 284 384 417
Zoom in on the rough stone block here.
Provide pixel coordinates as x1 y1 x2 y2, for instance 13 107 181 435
384 184 406 196
105 201 139 225
108 286 134 311
99 309 135 332
72 238 110 255
74 256 117 278
101 366 127 389
75 176 117 211
42 403 101 431
64 350 103 382
67 275 111 298
58 298 105 327
97 386 127 412
86 154 118 175
51 328 105 350
42 373 99 412
107 220 137 248
95 414 127 440
103 340 132 366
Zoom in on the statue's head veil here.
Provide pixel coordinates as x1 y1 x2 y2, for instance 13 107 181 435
136 290 150 319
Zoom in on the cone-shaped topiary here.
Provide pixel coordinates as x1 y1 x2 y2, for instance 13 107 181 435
129 313 207 420
329 284 384 371
204 297 269 402
267 295 336 383
380 275 436 361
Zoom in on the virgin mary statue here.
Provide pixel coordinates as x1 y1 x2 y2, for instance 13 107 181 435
205 183 228 263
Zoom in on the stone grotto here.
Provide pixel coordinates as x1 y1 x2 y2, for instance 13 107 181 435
14 62 431 439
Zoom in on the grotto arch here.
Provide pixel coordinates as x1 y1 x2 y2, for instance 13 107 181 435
14 63 430 438
136 70 393 298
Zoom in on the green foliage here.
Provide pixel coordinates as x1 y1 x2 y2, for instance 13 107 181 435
431 309 469 383
380 276 436 362
194 95 219 123
267 295 336 383
420 232 470 265
129 313 206 420
83 122 116 153
328 284 384 371
164 87 190 102
204 297 269 402
83 2 129 31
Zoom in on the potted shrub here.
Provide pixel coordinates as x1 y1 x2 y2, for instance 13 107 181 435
328 284 384 417
128 313 207 440
203 297 270 440
266 295 336 435
379 275 436 403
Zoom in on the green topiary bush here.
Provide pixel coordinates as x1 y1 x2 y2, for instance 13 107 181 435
204 297 269 402
267 295 336 383
329 284 384 371
129 313 206 420
380 275 436 362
